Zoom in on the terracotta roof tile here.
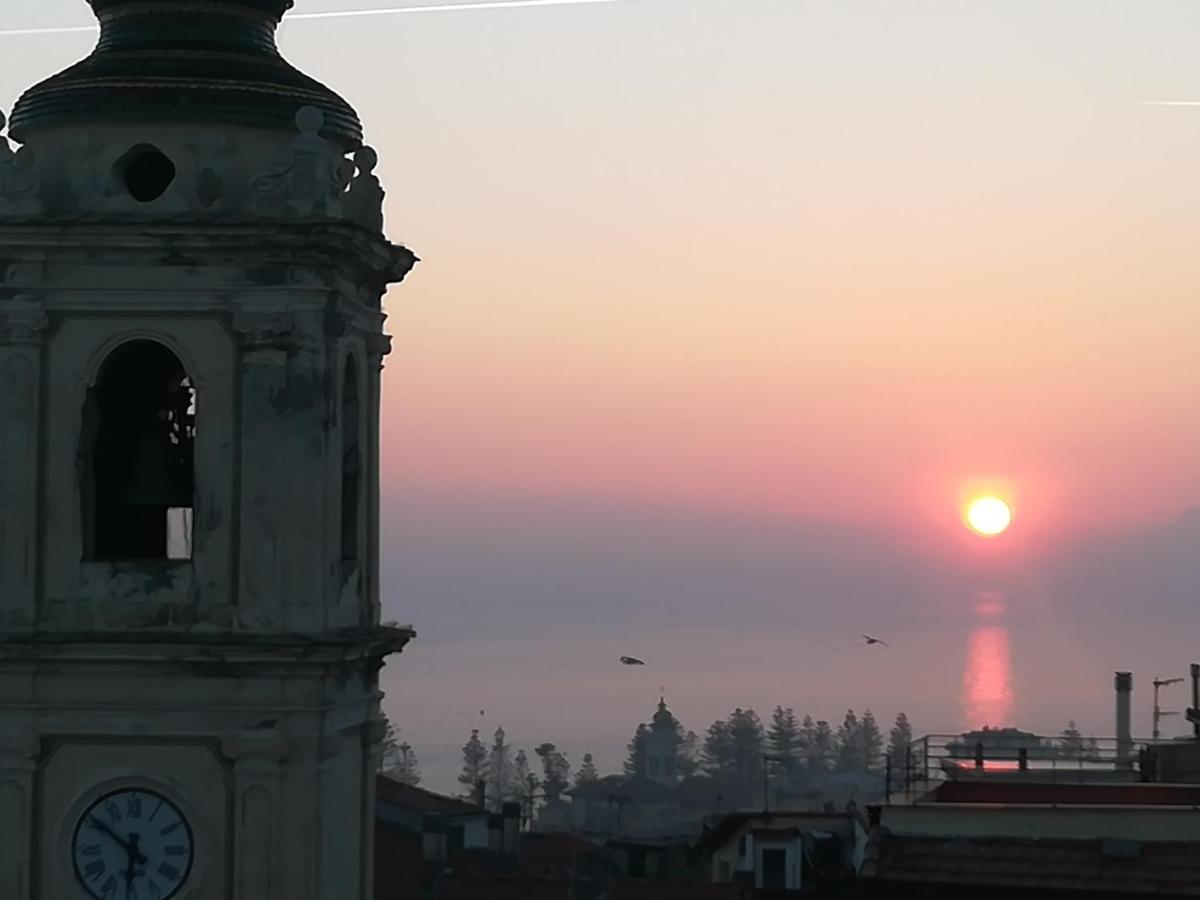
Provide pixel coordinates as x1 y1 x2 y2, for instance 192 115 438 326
869 834 1200 895
376 775 486 816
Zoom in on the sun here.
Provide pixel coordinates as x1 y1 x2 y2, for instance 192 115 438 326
966 496 1012 537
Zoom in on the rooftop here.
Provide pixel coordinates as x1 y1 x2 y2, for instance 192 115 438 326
927 781 1200 807
865 833 1200 896
696 810 852 853
376 776 486 817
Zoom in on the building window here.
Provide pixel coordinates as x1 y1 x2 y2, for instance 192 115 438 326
85 340 195 560
340 355 362 563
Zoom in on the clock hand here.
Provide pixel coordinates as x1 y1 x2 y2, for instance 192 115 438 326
124 833 142 893
128 832 148 866
89 815 134 855
87 816 149 865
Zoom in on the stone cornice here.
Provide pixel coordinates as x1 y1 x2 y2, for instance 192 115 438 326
0 221 414 274
0 624 415 666
0 222 416 306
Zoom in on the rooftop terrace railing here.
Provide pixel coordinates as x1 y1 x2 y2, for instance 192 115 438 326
885 732 1183 802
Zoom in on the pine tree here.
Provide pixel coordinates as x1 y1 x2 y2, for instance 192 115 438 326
808 720 834 771
379 719 403 774
860 709 884 773
679 730 701 778
1059 720 1085 756
799 715 817 768
393 742 422 786
535 743 571 803
514 748 536 805
727 708 766 780
485 727 513 811
768 706 803 772
887 713 914 776
835 710 861 771
624 723 650 777
458 729 489 802
702 719 735 775
575 753 599 786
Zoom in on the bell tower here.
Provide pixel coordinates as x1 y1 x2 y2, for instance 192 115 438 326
0 2 416 898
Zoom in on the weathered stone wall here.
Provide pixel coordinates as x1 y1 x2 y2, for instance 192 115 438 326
0 68 414 899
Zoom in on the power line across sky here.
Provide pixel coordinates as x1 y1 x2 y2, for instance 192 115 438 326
0 0 659 38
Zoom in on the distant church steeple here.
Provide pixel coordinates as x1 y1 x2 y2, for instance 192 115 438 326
646 695 683 786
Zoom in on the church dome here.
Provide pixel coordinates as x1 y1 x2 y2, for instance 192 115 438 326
8 0 362 149
651 696 677 731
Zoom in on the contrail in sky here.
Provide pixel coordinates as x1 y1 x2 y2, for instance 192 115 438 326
0 0 645 37
1142 100 1200 107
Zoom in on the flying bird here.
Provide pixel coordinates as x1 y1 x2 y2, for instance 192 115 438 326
862 635 889 647
620 656 645 666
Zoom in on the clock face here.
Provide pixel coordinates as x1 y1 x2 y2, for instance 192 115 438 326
72 788 194 900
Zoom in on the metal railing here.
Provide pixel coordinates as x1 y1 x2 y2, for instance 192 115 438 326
884 732 1179 802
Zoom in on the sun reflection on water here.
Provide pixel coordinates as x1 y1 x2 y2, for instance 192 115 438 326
962 601 1015 729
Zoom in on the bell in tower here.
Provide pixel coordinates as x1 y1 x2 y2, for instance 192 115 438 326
0 2 416 897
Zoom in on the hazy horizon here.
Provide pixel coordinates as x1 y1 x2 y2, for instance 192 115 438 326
6 0 1200 794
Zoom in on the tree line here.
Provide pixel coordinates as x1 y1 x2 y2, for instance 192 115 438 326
388 711 1104 805
434 705 917 811
455 727 600 811
626 706 914 781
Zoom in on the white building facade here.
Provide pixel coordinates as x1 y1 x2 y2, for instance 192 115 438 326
0 1 416 897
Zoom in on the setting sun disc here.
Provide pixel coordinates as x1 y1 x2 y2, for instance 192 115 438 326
966 496 1012 536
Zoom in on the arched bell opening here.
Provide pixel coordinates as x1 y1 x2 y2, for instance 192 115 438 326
83 340 196 561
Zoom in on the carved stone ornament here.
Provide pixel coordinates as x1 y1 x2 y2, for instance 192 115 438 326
366 333 393 367
345 145 385 233
248 107 348 219
0 309 48 345
232 311 296 350
0 111 43 218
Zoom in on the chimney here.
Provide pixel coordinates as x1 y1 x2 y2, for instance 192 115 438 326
421 815 447 865
501 802 521 855
487 813 503 853
1191 664 1200 739
1116 671 1133 768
